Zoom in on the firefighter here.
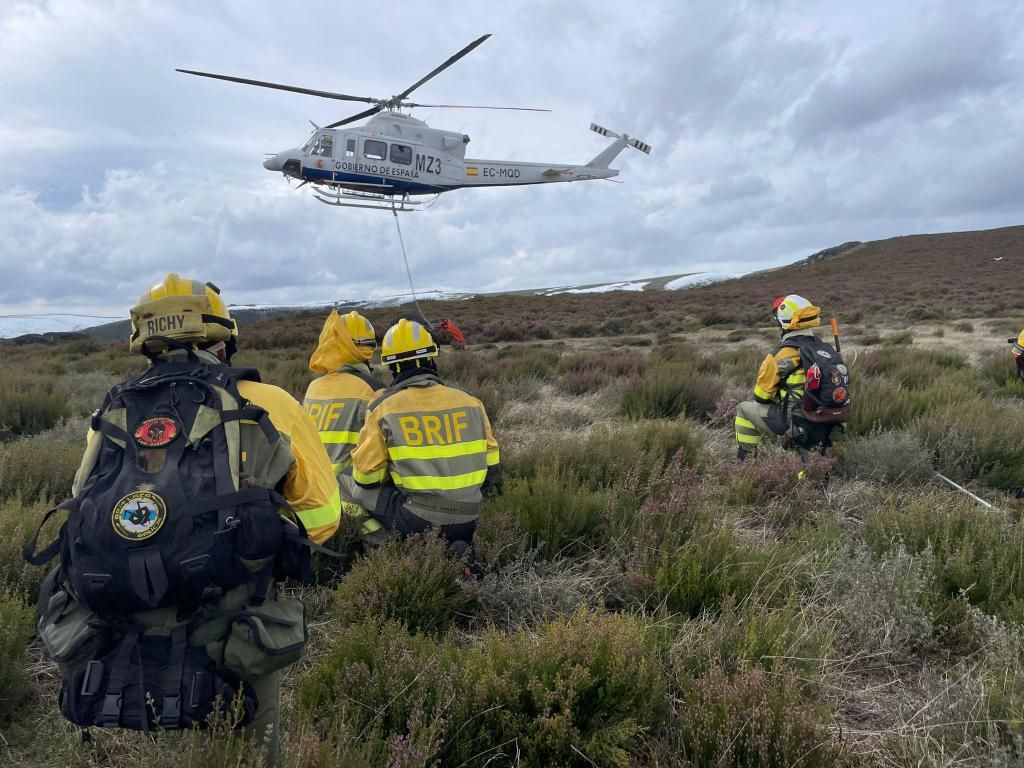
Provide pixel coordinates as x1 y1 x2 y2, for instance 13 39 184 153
734 294 821 460
303 309 385 478
32 274 340 765
341 318 500 548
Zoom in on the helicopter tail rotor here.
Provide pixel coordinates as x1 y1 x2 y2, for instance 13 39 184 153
587 123 652 168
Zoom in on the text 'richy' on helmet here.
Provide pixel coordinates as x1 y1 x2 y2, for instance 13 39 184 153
130 273 238 354
380 318 438 372
343 311 377 351
772 294 821 332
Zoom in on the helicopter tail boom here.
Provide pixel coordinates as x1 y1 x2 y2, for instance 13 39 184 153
586 123 652 168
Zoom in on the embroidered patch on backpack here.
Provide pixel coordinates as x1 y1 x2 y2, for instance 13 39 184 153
134 417 179 447
112 491 167 541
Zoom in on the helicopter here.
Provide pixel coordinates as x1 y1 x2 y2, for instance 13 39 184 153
177 34 651 211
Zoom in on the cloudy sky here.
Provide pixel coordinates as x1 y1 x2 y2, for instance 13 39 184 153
1 0 1023 316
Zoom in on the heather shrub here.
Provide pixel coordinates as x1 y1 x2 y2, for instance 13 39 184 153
509 419 703 489
0 589 34 721
670 664 839 767
671 597 832 680
825 544 935 657
857 346 970 389
297 611 667 767
0 500 53 598
621 363 723 420
332 534 468 636
914 399 1024 489
482 468 615 559
846 376 974 434
645 526 748 617
864 493 1024 623
882 330 914 346
723 452 832 527
0 435 83 503
953 320 975 333
0 374 71 438
832 428 934 485
978 349 1024 397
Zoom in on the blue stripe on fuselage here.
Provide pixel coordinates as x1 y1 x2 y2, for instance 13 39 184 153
300 167 442 196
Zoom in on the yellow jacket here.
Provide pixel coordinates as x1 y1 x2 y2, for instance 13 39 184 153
753 329 813 404
304 310 385 476
239 379 341 544
352 374 500 505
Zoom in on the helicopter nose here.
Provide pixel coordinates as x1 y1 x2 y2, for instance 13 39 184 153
263 154 283 171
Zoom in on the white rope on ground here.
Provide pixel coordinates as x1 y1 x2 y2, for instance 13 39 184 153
934 472 1000 511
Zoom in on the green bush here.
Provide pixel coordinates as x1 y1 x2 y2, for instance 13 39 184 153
621 364 723 420
509 419 703 489
297 611 667 767
482 468 615 560
864 492 1024 623
0 589 35 721
914 399 1024 489
333 534 468 636
0 436 84 503
0 500 53 598
832 429 934 485
0 374 71 439
671 664 839 767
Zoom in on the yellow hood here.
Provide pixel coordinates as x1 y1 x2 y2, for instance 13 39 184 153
309 310 371 374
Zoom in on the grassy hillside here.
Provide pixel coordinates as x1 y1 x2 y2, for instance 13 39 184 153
3 228 1024 766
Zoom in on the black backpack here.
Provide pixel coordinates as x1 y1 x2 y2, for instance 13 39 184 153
780 335 852 424
27 355 308 615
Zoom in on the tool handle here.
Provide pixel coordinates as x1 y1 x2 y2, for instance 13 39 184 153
831 317 841 354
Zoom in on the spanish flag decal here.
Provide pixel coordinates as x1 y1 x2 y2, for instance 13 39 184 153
465 166 479 177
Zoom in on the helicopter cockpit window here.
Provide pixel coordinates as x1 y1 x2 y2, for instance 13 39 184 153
390 144 412 165
364 140 386 161
310 133 334 157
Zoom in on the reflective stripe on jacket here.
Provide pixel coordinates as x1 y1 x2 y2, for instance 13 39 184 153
352 374 500 506
303 365 384 475
753 329 814 404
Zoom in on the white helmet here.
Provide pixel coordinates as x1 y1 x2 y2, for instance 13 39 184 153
772 294 821 331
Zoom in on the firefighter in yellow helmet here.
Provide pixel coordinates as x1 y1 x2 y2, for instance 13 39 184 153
303 310 385 478
36 273 340 764
342 318 500 549
734 294 821 460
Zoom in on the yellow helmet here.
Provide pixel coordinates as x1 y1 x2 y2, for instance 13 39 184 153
130 273 237 353
380 319 438 369
772 294 821 331
343 311 377 350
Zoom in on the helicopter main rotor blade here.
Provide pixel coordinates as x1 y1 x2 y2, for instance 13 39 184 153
324 105 384 129
175 69 378 104
405 102 551 112
393 33 492 102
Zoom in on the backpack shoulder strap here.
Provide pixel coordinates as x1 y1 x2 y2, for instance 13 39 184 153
344 366 386 392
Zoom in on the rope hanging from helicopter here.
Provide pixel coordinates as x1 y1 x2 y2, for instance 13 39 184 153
390 202 429 324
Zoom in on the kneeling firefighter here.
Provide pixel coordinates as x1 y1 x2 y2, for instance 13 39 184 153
734 294 851 459
340 318 500 548
303 309 386 539
24 274 340 762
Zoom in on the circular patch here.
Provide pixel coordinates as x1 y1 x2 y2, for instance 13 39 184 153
112 491 167 541
134 417 179 447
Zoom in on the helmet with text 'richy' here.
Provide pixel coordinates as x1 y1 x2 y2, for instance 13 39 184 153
380 318 438 372
130 273 237 354
772 294 821 332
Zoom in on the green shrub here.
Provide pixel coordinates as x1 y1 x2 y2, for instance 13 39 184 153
0 589 35 721
0 374 71 439
857 346 970 390
509 419 703 490
882 330 914 346
864 492 1024 623
914 399 1024 489
621 364 723 420
0 436 83 503
297 611 667 767
832 429 934 484
671 665 840 767
978 349 1024 398
0 500 53 598
333 534 468 636
482 469 615 560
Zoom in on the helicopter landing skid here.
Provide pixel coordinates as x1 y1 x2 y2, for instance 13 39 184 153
313 187 421 212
